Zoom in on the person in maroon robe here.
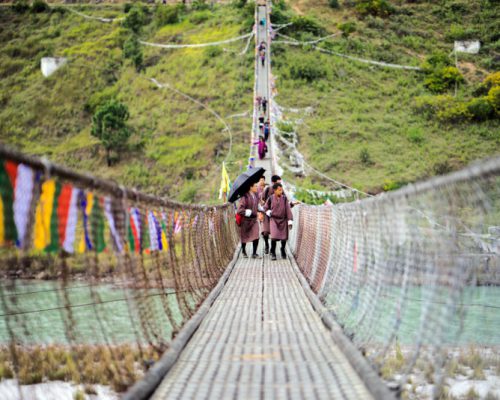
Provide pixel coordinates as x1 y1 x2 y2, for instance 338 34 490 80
264 183 293 260
260 174 281 254
237 182 261 258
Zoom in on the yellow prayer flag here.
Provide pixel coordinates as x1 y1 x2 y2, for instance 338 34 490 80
219 162 231 200
33 179 56 250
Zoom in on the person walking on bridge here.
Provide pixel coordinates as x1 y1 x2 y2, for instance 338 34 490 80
260 174 281 254
237 182 261 258
262 97 268 113
264 183 293 260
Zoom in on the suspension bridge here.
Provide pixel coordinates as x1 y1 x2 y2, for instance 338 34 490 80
0 2 499 400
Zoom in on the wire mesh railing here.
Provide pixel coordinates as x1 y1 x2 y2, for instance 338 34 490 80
0 145 239 394
289 156 500 399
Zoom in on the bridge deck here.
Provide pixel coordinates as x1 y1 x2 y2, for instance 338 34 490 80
151 253 373 399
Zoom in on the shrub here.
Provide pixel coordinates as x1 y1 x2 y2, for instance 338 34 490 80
421 51 453 71
467 97 494 121
155 5 182 26
487 86 500 114
31 0 49 13
359 148 372 165
355 0 394 18
270 7 291 26
233 0 247 9
85 87 118 114
445 24 478 42
192 0 210 11
123 35 143 71
11 0 29 13
414 95 472 123
204 46 223 59
123 3 133 13
91 100 132 166
189 10 211 24
407 127 424 144
123 5 146 33
289 15 326 36
338 22 356 38
328 0 340 9
424 66 463 93
288 56 328 82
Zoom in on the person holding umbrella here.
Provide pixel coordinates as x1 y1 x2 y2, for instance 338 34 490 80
228 167 266 259
237 182 261 258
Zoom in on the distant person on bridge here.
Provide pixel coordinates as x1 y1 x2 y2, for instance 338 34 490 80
264 120 270 141
237 182 261 258
262 97 268 113
260 49 266 66
256 95 262 110
254 135 267 160
265 183 293 260
258 41 267 51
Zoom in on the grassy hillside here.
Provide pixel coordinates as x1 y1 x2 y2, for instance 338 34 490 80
270 0 500 194
0 2 254 202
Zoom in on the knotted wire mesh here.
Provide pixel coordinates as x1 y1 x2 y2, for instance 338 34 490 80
289 157 500 398
0 146 238 394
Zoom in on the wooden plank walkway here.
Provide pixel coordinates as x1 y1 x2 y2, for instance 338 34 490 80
151 252 374 399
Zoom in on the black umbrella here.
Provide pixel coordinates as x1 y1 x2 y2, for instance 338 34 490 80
228 167 266 203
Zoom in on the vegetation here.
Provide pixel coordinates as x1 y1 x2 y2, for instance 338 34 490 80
91 99 132 166
0 3 252 202
271 0 500 193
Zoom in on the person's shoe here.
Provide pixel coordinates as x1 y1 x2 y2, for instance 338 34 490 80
242 252 248 258
251 254 261 259
270 253 277 261
264 245 269 255
281 250 287 259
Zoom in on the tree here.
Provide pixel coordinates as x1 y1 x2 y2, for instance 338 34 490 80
122 5 145 34
123 35 143 71
91 100 131 166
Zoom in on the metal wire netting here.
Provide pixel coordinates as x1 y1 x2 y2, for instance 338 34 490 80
289 156 500 399
0 146 239 393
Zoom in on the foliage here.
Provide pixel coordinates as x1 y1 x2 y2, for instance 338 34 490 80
11 0 29 13
287 54 328 82
289 15 326 36
192 0 210 11
424 66 463 93
354 0 394 18
467 97 494 121
123 5 146 33
338 21 356 38
91 100 132 166
359 148 372 165
328 0 340 9
487 86 500 114
204 46 223 59
123 3 133 13
123 35 143 72
31 0 50 13
154 4 183 27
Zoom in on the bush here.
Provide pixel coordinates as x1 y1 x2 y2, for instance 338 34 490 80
123 5 146 33
289 15 326 36
123 3 133 13
123 35 143 71
355 0 394 18
445 24 478 42
270 7 291 26
155 5 182 26
359 148 372 165
11 0 29 13
91 100 132 166
338 22 356 38
189 10 211 24
467 97 494 121
204 46 223 59
407 127 424 144
31 0 49 13
424 66 463 93
487 86 500 114
192 0 210 11
288 56 328 82
421 51 453 71
328 0 340 8
414 95 469 122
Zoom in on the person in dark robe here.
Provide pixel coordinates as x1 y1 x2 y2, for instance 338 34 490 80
257 176 266 198
260 175 281 254
237 182 261 258
262 97 268 113
264 121 270 141
264 183 293 260
254 135 267 160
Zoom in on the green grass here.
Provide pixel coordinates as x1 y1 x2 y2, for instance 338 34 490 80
271 0 500 193
0 3 252 202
